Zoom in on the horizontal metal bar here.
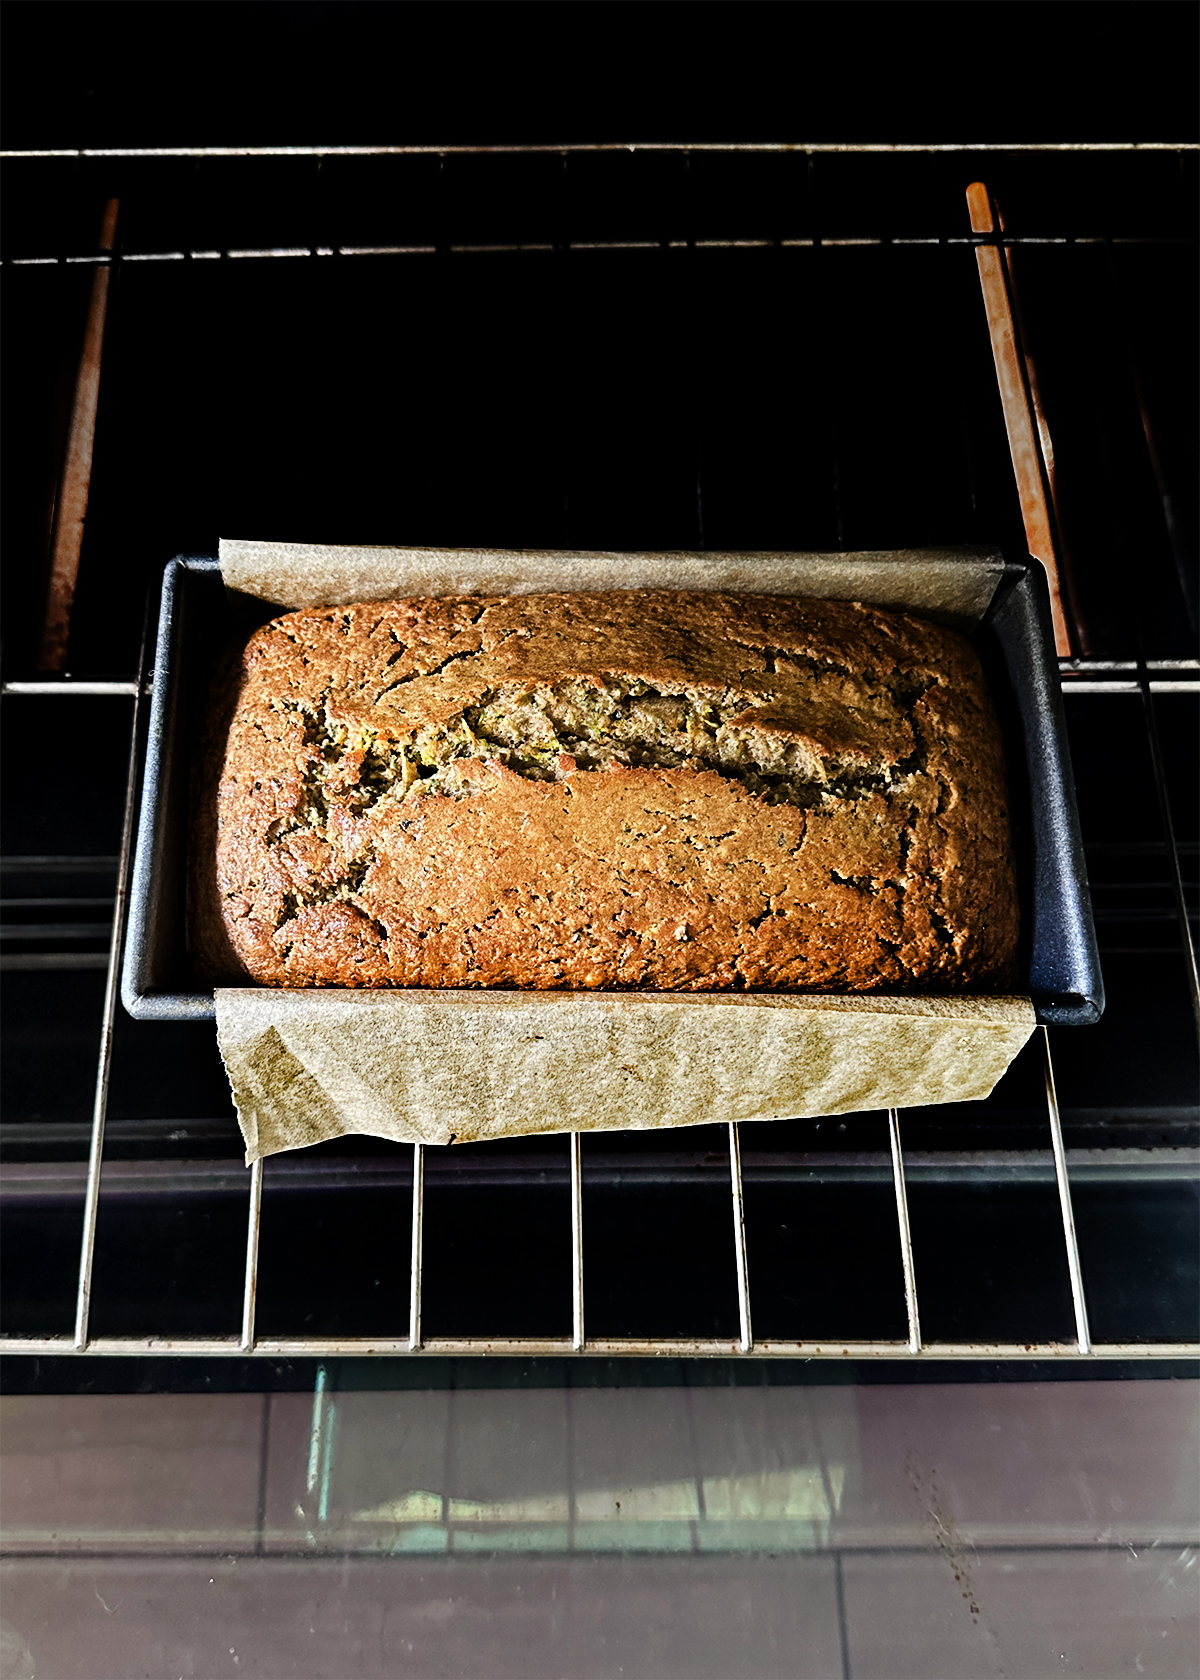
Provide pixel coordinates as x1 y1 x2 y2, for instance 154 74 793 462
0 898 114 909
1 680 140 696
6 238 1198 270
5 1150 1196 1200
1060 659 1200 671
2 1334 1196 1360
3 142 1197 159
0 670 1192 701
0 953 109 970
1 924 113 940
1059 658 1199 696
227 247 310 260
1062 680 1200 694
452 243 555 254
0 856 119 873
0 669 1191 702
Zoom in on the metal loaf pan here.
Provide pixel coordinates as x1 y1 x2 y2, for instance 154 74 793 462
121 552 1104 1026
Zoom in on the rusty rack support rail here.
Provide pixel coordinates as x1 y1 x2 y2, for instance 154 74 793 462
968 181 1074 656
36 199 120 672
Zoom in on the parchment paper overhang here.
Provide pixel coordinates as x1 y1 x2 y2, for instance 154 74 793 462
216 988 1034 1161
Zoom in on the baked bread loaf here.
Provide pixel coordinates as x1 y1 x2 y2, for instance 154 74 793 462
201 590 1019 992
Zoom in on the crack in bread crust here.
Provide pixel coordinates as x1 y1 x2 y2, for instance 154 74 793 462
209 589 1020 993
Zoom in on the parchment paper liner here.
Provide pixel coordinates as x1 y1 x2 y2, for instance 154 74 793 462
214 540 1033 1162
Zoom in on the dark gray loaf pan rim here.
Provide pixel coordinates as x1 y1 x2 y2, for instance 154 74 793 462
120 552 1103 1027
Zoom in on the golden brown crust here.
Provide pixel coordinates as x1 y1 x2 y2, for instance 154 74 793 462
206 590 1020 992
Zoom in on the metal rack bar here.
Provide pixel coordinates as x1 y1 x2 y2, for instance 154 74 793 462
71 621 149 1350
5 142 1198 160
1 680 141 696
240 1157 263 1353
8 237 1197 271
728 1121 753 1353
887 1109 922 1353
4 1146 1197 1196
408 1142 425 1351
1042 1029 1092 1353
4 1334 1196 1360
2 665 1194 700
5 673 1196 700
1060 679 1199 694
0 243 1189 272
570 1133 585 1351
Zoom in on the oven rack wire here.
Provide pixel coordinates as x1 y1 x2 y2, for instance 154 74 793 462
1 650 1196 1362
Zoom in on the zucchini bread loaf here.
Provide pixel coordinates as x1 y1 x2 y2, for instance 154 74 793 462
201 589 1019 991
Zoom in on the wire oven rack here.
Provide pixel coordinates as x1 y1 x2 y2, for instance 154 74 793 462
3 653 1198 1363
1 143 1197 1363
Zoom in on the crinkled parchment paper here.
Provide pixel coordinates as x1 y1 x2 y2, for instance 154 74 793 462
213 540 1033 1163
218 988 1035 1162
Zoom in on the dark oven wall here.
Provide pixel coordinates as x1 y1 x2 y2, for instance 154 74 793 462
3 148 1198 673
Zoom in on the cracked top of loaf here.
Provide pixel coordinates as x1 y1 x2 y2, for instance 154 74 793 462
196 589 1020 991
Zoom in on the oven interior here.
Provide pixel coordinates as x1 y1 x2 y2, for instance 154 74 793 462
1 146 1196 1360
